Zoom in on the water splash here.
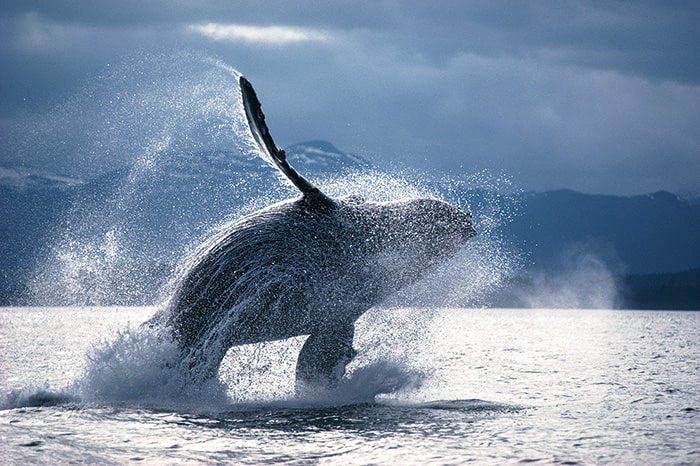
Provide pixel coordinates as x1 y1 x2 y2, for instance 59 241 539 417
23 53 257 305
74 324 230 406
521 249 621 309
61 164 520 408
375 169 524 309
8 52 524 408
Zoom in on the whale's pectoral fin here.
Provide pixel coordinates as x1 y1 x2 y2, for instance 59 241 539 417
295 323 356 391
240 75 327 202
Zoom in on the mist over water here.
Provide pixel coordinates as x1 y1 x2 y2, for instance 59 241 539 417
521 250 620 309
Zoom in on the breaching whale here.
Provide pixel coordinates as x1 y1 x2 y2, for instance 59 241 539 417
154 76 476 390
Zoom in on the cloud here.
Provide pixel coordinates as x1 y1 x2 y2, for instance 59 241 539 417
188 23 331 45
1 2 699 196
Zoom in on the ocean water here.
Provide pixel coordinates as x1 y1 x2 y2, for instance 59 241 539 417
1 306 698 464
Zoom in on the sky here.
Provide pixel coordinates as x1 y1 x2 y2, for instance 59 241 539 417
1 1 699 196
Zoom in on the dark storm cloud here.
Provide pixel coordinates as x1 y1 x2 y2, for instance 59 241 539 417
402 1 700 84
1 1 699 195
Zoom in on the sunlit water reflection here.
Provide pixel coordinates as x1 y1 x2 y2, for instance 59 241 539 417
1 307 698 464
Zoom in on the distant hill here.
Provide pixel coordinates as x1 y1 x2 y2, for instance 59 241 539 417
469 189 700 309
618 267 700 310
1 141 698 308
485 266 700 310
502 189 700 275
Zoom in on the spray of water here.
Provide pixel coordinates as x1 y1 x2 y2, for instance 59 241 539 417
23 52 258 305
63 164 521 408
520 248 621 309
9 52 523 408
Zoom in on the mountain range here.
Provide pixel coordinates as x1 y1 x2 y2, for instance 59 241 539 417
1 140 699 308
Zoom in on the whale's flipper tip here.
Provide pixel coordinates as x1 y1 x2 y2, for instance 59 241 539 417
239 75 280 164
240 75 322 198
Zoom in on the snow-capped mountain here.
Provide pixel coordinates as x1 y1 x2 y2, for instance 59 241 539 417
285 140 371 172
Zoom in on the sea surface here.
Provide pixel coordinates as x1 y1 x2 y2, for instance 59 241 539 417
1 306 698 465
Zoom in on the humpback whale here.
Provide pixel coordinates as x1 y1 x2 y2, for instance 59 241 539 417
155 76 475 390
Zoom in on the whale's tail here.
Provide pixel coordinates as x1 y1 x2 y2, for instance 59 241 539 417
240 76 328 204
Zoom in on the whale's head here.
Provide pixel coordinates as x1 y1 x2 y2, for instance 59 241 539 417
341 197 475 290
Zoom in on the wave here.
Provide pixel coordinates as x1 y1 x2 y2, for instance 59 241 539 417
1 387 80 409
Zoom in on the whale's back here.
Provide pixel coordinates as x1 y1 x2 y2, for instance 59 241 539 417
164 198 349 348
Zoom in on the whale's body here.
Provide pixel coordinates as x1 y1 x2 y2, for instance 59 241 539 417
155 76 475 389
